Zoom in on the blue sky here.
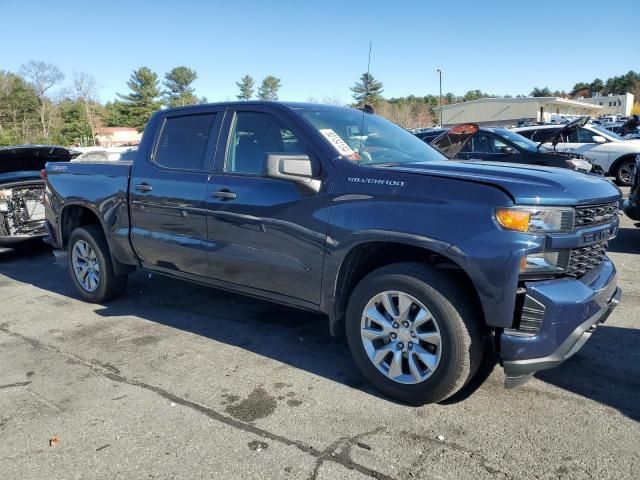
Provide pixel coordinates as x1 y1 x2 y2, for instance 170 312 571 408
2 0 638 103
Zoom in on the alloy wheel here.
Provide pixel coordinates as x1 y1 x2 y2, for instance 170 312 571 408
619 162 635 185
360 291 442 384
71 239 100 292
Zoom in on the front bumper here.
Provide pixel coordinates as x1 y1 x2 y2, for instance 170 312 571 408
501 258 620 387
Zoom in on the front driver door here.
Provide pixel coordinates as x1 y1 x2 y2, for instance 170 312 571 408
205 107 330 306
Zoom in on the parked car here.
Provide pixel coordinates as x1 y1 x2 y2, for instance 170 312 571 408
622 154 640 223
513 117 640 186
599 116 640 139
73 147 138 162
415 125 595 172
44 102 622 404
0 145 76 252
549 114 572 124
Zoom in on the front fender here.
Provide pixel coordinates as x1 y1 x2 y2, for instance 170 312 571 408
321 172 543 331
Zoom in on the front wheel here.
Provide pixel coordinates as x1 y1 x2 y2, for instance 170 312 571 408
345 263 484 405
614 158 635 186
67 225 127 303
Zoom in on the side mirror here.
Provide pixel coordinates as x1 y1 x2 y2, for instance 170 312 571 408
500 146 516 154
592 135 607 144
264 154 320 192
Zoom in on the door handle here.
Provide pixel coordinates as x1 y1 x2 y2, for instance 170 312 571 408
135 183 153 193
213 190 237 200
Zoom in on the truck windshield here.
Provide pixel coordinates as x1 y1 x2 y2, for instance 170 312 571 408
299 107 447 165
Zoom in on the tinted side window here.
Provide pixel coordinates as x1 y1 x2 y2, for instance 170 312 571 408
226 112 306 174
154 114 216 170
472 134 493 153
578 128 597 142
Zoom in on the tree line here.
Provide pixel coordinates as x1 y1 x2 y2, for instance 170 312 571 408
0 62 285 146
1 61 639 147
531 71 640 99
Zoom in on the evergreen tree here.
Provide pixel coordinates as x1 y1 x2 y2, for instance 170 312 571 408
590 78 604 95
350 73 383 106
163 66 198 107
530 87 552 97
117 67 162 130
57 98 92 146
571 82 590 96
258 76 281 101
236 75 255 100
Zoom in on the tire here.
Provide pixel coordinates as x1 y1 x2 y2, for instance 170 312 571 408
613 158 635 186
67 225 127 303
345 262 484 405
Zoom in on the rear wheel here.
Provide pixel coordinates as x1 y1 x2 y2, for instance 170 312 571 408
67 225 127 302
345 262 484 405
613 158 635 186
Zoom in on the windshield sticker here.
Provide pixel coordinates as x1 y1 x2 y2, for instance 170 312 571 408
319 129 359 159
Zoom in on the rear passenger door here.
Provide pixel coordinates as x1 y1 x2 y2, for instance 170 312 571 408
129 108 224 277
204 106 329 306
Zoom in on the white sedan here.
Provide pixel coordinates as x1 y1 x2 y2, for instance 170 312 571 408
512 123 640 185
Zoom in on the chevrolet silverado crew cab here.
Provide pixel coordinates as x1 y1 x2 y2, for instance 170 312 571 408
44 102 622 404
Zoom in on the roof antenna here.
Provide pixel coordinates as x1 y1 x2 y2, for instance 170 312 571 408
358 41 373 157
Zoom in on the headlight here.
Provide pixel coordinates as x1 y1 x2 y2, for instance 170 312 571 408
520 251 568 275
565 158 592 172
495 206 574 233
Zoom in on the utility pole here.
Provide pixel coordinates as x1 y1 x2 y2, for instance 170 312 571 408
436 68 443 127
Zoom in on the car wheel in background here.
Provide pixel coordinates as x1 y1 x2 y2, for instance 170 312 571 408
614 158 636 186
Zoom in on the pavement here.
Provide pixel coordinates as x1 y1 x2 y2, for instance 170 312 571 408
1 194 639 480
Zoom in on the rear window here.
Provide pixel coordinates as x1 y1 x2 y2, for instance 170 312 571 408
153 114 216 170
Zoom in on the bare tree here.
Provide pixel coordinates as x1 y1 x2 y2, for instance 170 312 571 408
73 72 99 145
19 61 64 138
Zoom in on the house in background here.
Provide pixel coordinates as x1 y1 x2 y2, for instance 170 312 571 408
95 127 142 147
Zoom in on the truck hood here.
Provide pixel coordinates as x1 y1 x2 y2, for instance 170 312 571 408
374 160 621 206
0 145 76 175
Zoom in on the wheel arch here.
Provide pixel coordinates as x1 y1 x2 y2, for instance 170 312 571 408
327 236 485 336
59 202 134 276
608 153 637 176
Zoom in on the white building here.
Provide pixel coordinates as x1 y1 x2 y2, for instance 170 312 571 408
574 93 634 116
439 97 602 127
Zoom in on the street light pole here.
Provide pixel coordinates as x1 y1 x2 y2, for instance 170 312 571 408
436 68 443 127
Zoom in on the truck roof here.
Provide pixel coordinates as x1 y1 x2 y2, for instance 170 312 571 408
157 101 354 115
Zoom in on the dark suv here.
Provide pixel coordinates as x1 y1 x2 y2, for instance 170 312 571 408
415 127 594 172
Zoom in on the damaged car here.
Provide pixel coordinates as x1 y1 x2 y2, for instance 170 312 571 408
0 145 76 252
415 123 597 173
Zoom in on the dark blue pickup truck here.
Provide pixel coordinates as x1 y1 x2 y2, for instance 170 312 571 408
43 102 622 404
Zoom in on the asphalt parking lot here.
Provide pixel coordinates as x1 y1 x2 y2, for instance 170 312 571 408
1 193 639 480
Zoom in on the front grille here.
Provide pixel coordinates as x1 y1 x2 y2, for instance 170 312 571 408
575 202 618 228
566 241 608 277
